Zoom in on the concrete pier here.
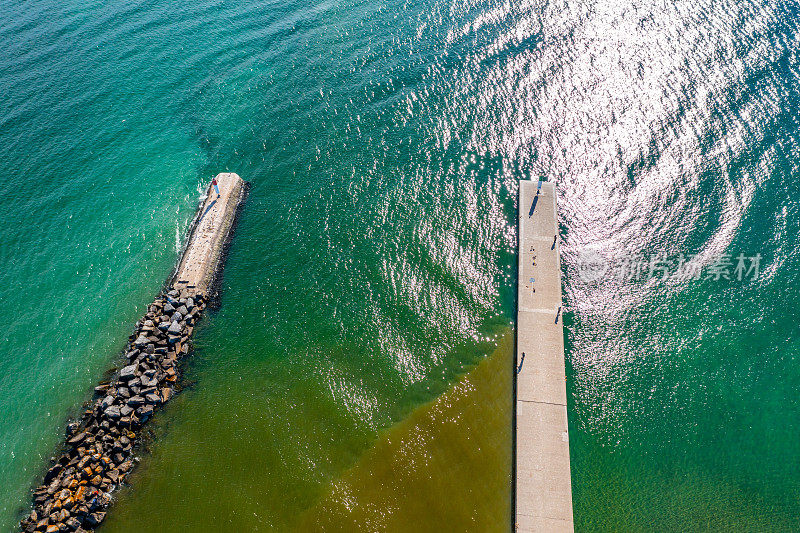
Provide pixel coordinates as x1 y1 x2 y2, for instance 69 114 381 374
19 174 246 533
173 172 246 296
515 180 573 531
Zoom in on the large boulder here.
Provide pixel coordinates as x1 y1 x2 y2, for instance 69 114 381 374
103 406 121 419
127 396 145 407
99 395 115 411
136 405 154 420
160 388 173 403
67 432 86 446
119 365 137 381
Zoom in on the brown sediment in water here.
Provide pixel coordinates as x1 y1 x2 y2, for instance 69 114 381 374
297 331 513 532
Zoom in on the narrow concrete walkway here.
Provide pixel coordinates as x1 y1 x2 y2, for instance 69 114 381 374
173 173 245 297
515 180 573 531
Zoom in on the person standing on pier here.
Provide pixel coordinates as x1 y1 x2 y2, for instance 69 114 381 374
212 177 220 198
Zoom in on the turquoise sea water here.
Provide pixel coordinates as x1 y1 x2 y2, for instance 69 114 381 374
1 0 799 530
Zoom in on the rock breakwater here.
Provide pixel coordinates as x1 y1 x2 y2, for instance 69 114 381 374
19 288 206 533
18 172 246 533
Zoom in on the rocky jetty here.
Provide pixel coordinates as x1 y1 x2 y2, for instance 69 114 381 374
19 288 206 533
18 173 246 532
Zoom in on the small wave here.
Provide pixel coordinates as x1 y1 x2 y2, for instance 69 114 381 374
175 220 182 254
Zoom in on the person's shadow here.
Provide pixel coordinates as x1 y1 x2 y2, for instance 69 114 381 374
528 195 539 217
197 199 217 224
